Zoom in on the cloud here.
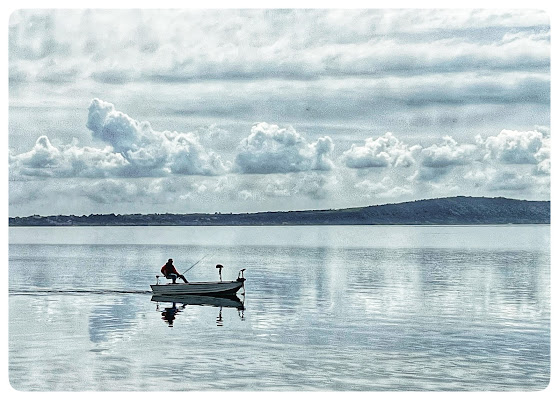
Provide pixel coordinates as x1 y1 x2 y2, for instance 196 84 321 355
8 10 550 152
480 128 549 166
36 61 80 83
7 9 551 216
12 135 61 170
80 179 140 204
237 190 254 201
260 172 336 201
462 167 496 189
413 166 455 182
90 68 137 84
10 99 229 179
234 122 334 174
86 98 154 153
487 171 535 191
410 136 492 182
9 10 549 85
535 159 550 175
86 98 228 176
167 132 228 176
58 141 128 178
354 177 412 199
342 132 420 169
8 180 46 206
421 136 477 168
9 135 129 178
10 104 550 209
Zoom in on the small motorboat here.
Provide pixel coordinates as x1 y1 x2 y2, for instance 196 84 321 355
150 268 246 297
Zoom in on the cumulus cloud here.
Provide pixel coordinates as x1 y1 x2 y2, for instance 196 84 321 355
85 99 230 179
9 135 127 178
7 10 551 216
166 132 229 176
234 122 334 174
342 132 420 169
11 99 229 179
13 135 61 170
411 135 477 181
421 136 477 168
474 128 551 176
481 128 548 165
86 98 159 154
8 97 551 215
8 10 550 160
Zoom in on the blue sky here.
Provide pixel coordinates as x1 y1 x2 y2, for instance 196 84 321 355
8 9 550 216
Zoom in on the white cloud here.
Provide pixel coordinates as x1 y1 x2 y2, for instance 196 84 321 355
60 142 128 178
8 10 550 163
234 122 334 174
11 135 60 170
9 10 549 84
108 101 229 177
9 135 128 178
481 128 549 165
342 132 420 169
7 10 551 215
293 172 336 200
86 99 171 176
10 99 229 179
167 132 228 176
421 136 477 168
10 115 551 216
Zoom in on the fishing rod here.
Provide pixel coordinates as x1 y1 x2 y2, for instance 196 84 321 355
182 254 210 275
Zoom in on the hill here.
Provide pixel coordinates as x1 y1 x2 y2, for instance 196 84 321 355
8 196 550 226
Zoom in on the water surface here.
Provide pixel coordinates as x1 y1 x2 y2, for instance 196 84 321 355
9 225 550 390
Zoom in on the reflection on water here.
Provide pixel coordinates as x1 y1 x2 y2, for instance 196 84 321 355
8 225 550 391
159 302 184 327
88 294 147 343
152 294 245 327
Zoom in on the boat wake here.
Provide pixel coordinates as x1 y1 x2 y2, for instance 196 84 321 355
9 288 153 296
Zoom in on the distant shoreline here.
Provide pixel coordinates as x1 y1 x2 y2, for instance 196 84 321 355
8 223 550 227
9 196 550 227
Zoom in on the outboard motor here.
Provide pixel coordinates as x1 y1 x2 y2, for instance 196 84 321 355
237 268 246 282
216 264 224 281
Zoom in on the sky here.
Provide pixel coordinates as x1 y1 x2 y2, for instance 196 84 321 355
7 8 551 216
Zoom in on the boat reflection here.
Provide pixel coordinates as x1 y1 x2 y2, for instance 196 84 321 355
151 294 245 327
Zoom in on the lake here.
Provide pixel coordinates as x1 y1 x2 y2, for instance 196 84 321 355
8 225 550 391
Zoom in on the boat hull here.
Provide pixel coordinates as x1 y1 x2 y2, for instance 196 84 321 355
151 294 244 309
150 280 244 296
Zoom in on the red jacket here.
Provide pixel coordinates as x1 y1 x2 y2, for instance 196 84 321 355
161 263 179 276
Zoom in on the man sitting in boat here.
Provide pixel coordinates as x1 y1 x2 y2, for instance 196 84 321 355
161 259 188 284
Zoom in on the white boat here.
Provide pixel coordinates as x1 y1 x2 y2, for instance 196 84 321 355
150 269 246 297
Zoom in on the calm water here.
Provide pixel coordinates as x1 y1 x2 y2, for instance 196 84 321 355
9 225 550 391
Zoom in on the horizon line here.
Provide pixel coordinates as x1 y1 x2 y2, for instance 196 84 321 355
8 195 550 219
